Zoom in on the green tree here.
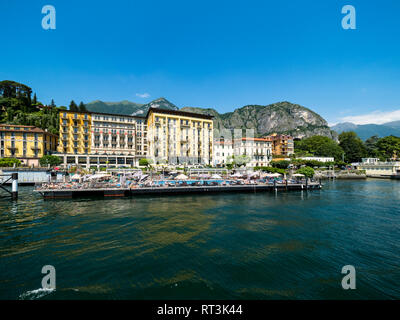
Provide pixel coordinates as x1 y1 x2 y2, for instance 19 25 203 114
0 158 21 167
339 131 367 163
296 166 315 178
376 135 400 160
295 135 344 160
271 160 290 169
69 100 78 111
78 101 87 112
39 155 62 167
139 158 152 167
227 154 251 167
365 135 381 158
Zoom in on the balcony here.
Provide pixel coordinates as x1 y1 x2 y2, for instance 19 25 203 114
180 122 190 128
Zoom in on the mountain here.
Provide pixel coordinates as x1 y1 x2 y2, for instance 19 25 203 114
182 102 337 139
85 98 178 116
85 100 144 115
85 98 336 139
131 97 179 116
331 122 400 140
384 120 400 130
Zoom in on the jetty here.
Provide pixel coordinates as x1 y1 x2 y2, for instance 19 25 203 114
34 181 322 199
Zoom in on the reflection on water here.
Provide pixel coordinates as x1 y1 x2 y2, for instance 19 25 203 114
1 179 400 299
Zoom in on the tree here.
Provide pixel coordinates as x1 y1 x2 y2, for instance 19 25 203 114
376 135 400 160
227 154 251 167
139 158 152 167
296 166 315 178
50 99 56 107
271 160 290 169
32 93 38 105
339 131 367 163
0 158 21 167
365 135 381 158
78 101 87 112
39 155 62 167
295 135 344 160
69 100 78 111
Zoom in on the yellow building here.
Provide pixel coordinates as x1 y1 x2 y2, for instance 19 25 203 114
58 110 92 154
0 124 58 166
146 108 214 165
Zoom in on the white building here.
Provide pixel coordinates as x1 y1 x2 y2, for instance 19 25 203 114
213 140 233 166
358 158 400 177
299 156 334 163
214 138 273 167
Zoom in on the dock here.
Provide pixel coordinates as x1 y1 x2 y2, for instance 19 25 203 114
34 182 322 199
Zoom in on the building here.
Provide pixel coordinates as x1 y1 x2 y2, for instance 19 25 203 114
358 158 400 177
298 156 334 163
57 110 147 168
236 137 273 167
147 108 213 165
213 140 233 166
265 133 294 156
0 124 58 167
213 137 272 167
56 107 213 168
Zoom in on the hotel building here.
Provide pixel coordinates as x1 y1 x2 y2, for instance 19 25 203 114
0 124 58 167
265 133 294 156
56 108 213 168
58 110 147 168
213 137 273 167
147 108 214 165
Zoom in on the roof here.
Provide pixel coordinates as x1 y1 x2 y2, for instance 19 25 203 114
146 107 214 120
241 137 270 142
61 109 146 119
0 124 58 137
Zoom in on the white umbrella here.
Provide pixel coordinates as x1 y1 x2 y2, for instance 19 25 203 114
87 173 111 180
231 172 242 177
266 173 282 177
71 174 81 180
211 174 222 179
199 173 210 178
175 173 188 180
292 173 305 177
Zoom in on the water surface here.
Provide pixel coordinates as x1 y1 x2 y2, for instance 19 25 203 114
0 180 399 299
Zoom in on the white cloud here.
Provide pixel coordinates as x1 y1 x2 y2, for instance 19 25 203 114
136 93 150 98
340 109 400 125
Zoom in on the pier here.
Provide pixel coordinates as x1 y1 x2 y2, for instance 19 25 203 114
35 182 322 199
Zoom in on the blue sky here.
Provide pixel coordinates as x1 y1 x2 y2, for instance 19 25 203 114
1 0 400 125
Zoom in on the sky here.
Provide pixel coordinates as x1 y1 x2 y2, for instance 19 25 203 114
1 0 400 125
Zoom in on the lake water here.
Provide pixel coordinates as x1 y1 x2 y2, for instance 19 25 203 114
0 179 399 299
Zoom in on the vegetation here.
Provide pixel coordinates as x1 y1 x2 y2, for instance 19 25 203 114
270 160 290 169
39 155 62 167
253 166 286 174
139 158 153 167
0 158 21 167
296 166 315 178
227 154 251 167
294 135 344 160
338 132 367 163
0 80 61 134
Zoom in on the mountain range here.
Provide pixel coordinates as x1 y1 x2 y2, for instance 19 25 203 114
330 121 400 140
85 98 338 139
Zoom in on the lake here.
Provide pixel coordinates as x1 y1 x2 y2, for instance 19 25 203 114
0 179 399 299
